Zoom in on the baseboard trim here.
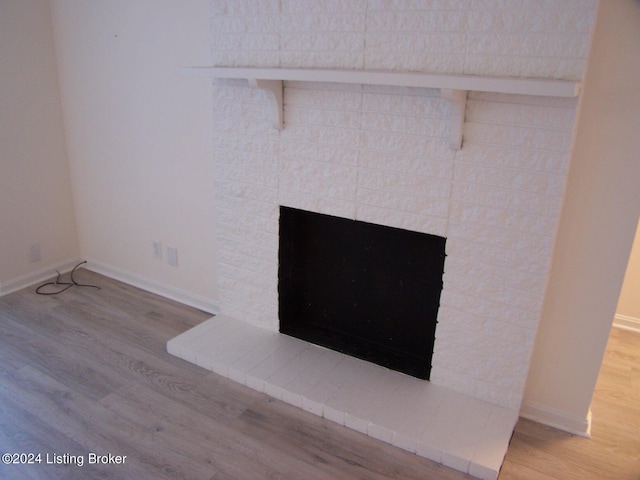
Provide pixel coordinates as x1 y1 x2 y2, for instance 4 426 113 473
519 402 591 438
84 259 220 315
0 258 84 296
613 314 640 334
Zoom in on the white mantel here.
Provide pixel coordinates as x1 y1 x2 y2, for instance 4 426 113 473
184 66 580 149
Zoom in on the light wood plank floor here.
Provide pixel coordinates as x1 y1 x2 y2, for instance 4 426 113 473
0 270 638 479
500 325 640 480
0 270 472 480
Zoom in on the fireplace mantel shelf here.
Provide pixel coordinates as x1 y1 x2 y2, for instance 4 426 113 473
183 66 581 150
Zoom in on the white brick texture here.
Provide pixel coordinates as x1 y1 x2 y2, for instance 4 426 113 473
208 0 596 410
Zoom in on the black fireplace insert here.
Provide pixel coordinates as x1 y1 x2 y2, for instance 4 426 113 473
278 206 445 380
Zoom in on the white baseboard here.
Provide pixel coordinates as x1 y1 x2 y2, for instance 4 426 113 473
519 402 591 438
83 259 220 315
613 314 640 334
0 257 84 296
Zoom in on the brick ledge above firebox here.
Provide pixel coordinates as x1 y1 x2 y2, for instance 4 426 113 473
167 315 518 480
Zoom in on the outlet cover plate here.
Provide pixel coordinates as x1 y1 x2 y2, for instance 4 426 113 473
153 241 163 260
167 247 178 267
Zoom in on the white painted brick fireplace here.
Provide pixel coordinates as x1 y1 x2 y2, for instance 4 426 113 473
168 1 598 478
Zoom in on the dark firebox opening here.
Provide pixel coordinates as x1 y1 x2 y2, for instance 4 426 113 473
278 206 446 380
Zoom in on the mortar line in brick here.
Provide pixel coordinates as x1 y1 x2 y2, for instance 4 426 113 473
446 215 556 240
277 0 282 67
219 259 276 282
448 193 563 219
217 222 278 243
444 255 550 287
443 141 458 240
462 7 470 75
463 119 576 135
354 79 365 222
282 103 364 116
452 159 570 182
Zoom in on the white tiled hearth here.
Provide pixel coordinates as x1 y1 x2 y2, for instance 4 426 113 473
168 315 518 480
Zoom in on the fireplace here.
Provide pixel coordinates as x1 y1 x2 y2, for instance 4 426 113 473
279 206 445 379
166 3 596 477
169 80 579 480
205 77 579 414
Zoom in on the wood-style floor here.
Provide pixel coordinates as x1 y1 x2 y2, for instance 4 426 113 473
0 270 638 479
500 325 640 480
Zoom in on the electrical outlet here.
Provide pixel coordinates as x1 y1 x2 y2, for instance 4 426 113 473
153 241 163 260
166 246 178 267
29 244 41 263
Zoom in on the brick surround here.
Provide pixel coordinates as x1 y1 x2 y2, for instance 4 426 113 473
209 0 597 411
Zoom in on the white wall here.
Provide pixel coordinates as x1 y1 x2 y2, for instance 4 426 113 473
0 0 79 293
522 0 640 435
50 0 217 310
616 220 640 324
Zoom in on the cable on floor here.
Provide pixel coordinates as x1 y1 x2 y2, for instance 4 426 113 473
35 261 101 295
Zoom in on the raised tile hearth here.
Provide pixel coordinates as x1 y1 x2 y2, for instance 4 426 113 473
168 315 518 480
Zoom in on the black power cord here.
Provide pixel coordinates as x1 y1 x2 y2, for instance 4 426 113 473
35 261 101 296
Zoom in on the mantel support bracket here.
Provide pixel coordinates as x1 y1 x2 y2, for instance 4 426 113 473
249 78 283 130
441 89 467 150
